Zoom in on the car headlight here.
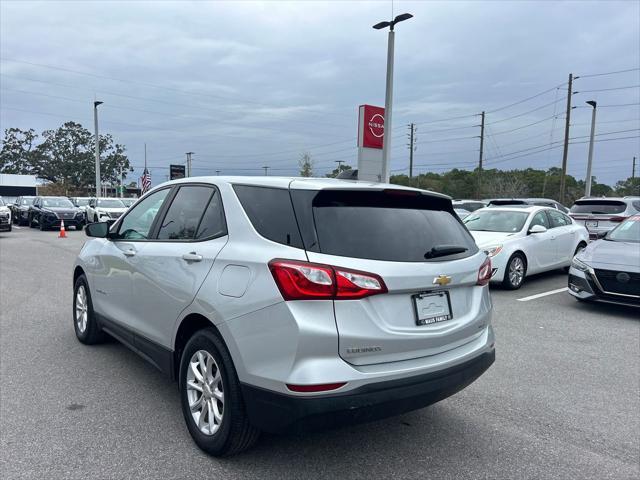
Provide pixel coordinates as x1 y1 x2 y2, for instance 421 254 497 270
571 256 590 272
484 245 503 257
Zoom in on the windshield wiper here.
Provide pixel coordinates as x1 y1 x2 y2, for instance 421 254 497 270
425 245 469 259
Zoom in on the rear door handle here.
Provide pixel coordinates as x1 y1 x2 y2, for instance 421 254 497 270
182 252 203 262
123 248 136 257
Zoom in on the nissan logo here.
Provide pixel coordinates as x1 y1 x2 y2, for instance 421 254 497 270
616 272 630 284
368 113 384 138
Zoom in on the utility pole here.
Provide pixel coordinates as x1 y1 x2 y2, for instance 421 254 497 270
632 156 636 180
216 170 221 176
477 111 485 198
559 73 574 204
185 152 194 177
93 101 103 197
407 123 416 178
263 166 269 176
584 101 597 197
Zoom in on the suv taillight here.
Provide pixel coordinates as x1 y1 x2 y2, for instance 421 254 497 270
477 256 492 286
268 259 388 301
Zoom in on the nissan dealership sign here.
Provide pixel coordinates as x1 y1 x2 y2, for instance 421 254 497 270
358 104 385 149
357 104 385 182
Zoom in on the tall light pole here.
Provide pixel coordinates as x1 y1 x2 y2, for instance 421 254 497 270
185 152 194 177
584 100 597 197
373 12 413 183
93 101 103 197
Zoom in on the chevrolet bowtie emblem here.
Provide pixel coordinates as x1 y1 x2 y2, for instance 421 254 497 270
433 275 452 286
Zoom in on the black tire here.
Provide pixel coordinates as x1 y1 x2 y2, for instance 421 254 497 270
39 215 46 231
73 275 105 345
564 242 587 273
179 328 260 456
29 214 35 228
502 252 527 290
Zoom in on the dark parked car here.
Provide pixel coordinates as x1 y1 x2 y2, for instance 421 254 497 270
0 198 11 232
28 196 85 230
453 200 486 212
569 215 640 307
12 196 36 225
487 198 568 212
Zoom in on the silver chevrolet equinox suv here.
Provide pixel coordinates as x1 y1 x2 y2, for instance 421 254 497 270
73 177 495 456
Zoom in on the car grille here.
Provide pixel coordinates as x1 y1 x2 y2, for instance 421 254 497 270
60 213 75 219
108 212 122 219
594 269 640 297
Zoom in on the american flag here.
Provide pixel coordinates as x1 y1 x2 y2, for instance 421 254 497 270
141 168 151 194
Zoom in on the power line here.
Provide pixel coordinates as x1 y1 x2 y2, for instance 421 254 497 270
491 113 565 136
486 97 567 125
0 57 354 120
485 82 567 114
575 84 640 93
577 67 640 79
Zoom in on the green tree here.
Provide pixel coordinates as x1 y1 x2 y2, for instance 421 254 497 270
1 121 133 188
298 152 314 177
326 163 353 178
615 177 640 196
0 128 40 174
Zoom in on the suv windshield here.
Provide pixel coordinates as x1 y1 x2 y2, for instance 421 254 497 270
0 199 4 206
607 216 640 243
293 189 477 262
464 210 529 233
570 200 626 214
75 198 90 207
97 199 125 208
42 198 74 208
20 197 35 205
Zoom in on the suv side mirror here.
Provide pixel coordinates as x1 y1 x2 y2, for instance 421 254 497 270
528 224 547 234
596 230 608 239
85 222 110 238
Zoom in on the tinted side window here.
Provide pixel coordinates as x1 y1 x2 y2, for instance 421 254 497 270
196 190 226 239
157 186 213 240
632 201 640 211
530 211 550 229
548 210 570 228
116 188 170 240
233 185 303 248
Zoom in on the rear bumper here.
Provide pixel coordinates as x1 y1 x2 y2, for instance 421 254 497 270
241 349 495 434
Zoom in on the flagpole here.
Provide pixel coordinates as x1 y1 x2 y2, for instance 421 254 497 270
144 143 147 171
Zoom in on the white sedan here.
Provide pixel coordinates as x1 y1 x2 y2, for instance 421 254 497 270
463 206 589 289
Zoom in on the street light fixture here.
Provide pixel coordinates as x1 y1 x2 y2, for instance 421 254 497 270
373 13 413 183
585 100 597 197
93 101 103 197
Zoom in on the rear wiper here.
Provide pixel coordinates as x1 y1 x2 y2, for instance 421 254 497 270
425 245 469 259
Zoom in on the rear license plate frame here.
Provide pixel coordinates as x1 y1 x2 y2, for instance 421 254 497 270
412 291 453 326
585 220 598 228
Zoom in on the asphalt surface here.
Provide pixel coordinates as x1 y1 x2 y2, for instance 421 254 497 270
1 226 638 480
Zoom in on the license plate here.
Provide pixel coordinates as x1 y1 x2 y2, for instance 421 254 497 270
413 291 452 326
585 220 598 228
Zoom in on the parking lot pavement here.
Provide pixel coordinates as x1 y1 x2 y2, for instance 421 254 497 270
1 227 638 480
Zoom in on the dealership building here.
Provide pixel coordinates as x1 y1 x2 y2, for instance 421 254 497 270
0 174 39 198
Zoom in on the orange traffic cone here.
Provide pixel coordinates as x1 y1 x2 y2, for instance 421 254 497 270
59 220 67 238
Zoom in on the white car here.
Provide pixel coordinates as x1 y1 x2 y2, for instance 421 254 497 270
463 206 589 289
86 198 128 223
0 197 12 232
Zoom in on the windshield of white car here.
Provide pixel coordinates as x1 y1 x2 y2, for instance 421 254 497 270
75 198 90 206
606 217 640 243
464 210 529 233
0 199 4 206
97 199 125 208
42 198 74 208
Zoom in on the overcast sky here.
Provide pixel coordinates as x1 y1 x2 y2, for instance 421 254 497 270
1 0 639 187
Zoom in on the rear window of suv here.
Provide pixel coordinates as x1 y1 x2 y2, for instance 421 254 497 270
570 200 626 214
292 189 478 262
